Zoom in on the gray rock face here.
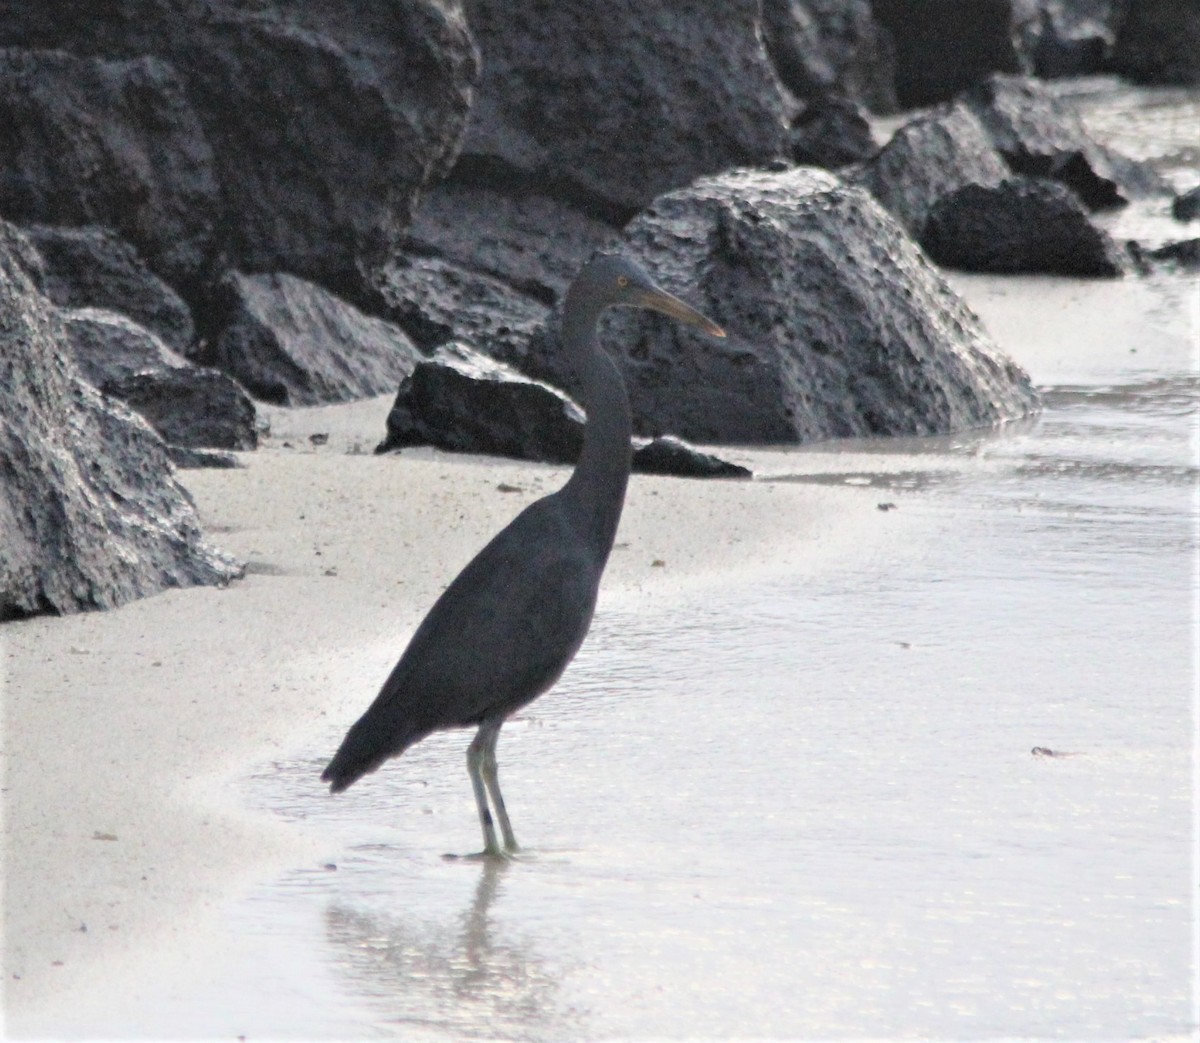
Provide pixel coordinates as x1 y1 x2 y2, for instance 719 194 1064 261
62 308 189 386
24 225 195 353
532 169 1039 445
378 342 584 463
104 367 257 452
849 104 1011 238
0 222 239 618
789 95 880 169
0 49 219 290
761 0 897 112
923 176 1127 275
209 271 422 406
0 0 479 301
1032 0 1124 78
871 0 1038 107
962 74 1163 208
457 0 790 219
1111 0 1200 85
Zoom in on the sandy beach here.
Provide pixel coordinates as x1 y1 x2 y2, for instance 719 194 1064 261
3 267 1196 1038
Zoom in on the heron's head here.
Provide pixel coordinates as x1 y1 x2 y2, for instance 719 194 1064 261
578 254 725 338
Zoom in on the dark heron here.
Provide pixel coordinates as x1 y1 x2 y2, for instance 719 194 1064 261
321 254 725 857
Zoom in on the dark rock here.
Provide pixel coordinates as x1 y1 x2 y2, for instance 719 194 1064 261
166 445 241 469
633 437 751 479
456 0 789 219
1110 0 1200 85
62 309 189 388
923 176 1126 275
962 74 1163 208
374 254 551 367
871 0 1037 108
531 168 1039 445
1032 0 1124 78
24 225 195 353
403 182 618 304
790 95 880 168
209 271 421 406
1173 186 1200 223
377 342 584 463
0 221 239 618
761 0 897 112
849 104 1010 238
1144 239 1200 272
102 367 257 452
0 1 480 302
0 48 219 290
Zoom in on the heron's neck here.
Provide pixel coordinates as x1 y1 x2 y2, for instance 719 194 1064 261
561 310 632 566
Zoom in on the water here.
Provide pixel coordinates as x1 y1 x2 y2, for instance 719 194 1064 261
44 85 1200 1039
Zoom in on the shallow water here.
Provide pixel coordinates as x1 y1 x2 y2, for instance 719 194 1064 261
72 265 1195 1041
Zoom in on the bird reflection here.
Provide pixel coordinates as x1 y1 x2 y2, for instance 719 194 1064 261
324 861 577 1039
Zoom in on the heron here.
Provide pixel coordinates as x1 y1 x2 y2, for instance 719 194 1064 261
321 253 725 857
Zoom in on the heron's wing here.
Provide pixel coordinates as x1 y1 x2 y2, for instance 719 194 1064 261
369 494 601 743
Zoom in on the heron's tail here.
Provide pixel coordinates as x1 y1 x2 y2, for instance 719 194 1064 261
320 711 421 793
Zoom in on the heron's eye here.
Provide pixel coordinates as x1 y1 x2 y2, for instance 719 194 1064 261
617 275 629 287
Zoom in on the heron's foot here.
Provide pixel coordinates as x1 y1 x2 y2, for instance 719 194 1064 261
442 847 513 863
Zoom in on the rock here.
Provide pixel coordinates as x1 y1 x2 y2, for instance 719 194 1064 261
102 367 257 452
456 0 789 219
531 168 1039 445
1032 0 1124 78
0 221 239 618
849 104 1010 238
871 0 1038 107
761 0 897 112
0 48 219 291
1143 239 1200 272
0 0 479 302
374 254 550 367
62 309 189 387
962 74 1163 208
403 182 618 304
789 95 880 168
1172 186 1200 223
208 271 422 406
923 176 1127 275
1111 0 1200 85
166 445 241 469
633 437 751 479
23 225 195 353
377 342 584 463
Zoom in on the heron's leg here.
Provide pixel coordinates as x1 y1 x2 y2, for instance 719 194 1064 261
467 726 502 857
479 719 518 852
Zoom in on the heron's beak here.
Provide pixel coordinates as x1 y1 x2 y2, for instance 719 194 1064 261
636 286 726 338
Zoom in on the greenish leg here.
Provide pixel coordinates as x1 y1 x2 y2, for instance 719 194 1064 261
466 726 503 857
479 720 519 852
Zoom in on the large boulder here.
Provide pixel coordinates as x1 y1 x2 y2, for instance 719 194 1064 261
0 0 479 302
922 176 1127 275
849 104 1011 239
207 271 422 406
961 74 1163 208
456 0 790 219
1110 0 1200 84
30 226 196 353
0 222 239 618
62 308 189 385
0 48 219 291
530 169 1039 445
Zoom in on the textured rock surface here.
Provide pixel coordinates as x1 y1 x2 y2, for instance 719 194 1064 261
378 342 584 463
633 437 752 479
789 95 880 168
209 271 421 406
104 367 257 451
530 169 1039 445
0 49 219 290
962 74 1162 208
1111 0 1200 84
923 176 1127 275
0 222 239 618
850 105 1010 238
62 309 189 387
24 225 195 353
456 0 789 219
0 0 479 301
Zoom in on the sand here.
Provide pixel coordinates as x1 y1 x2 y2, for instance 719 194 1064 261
2 271 1195 1036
